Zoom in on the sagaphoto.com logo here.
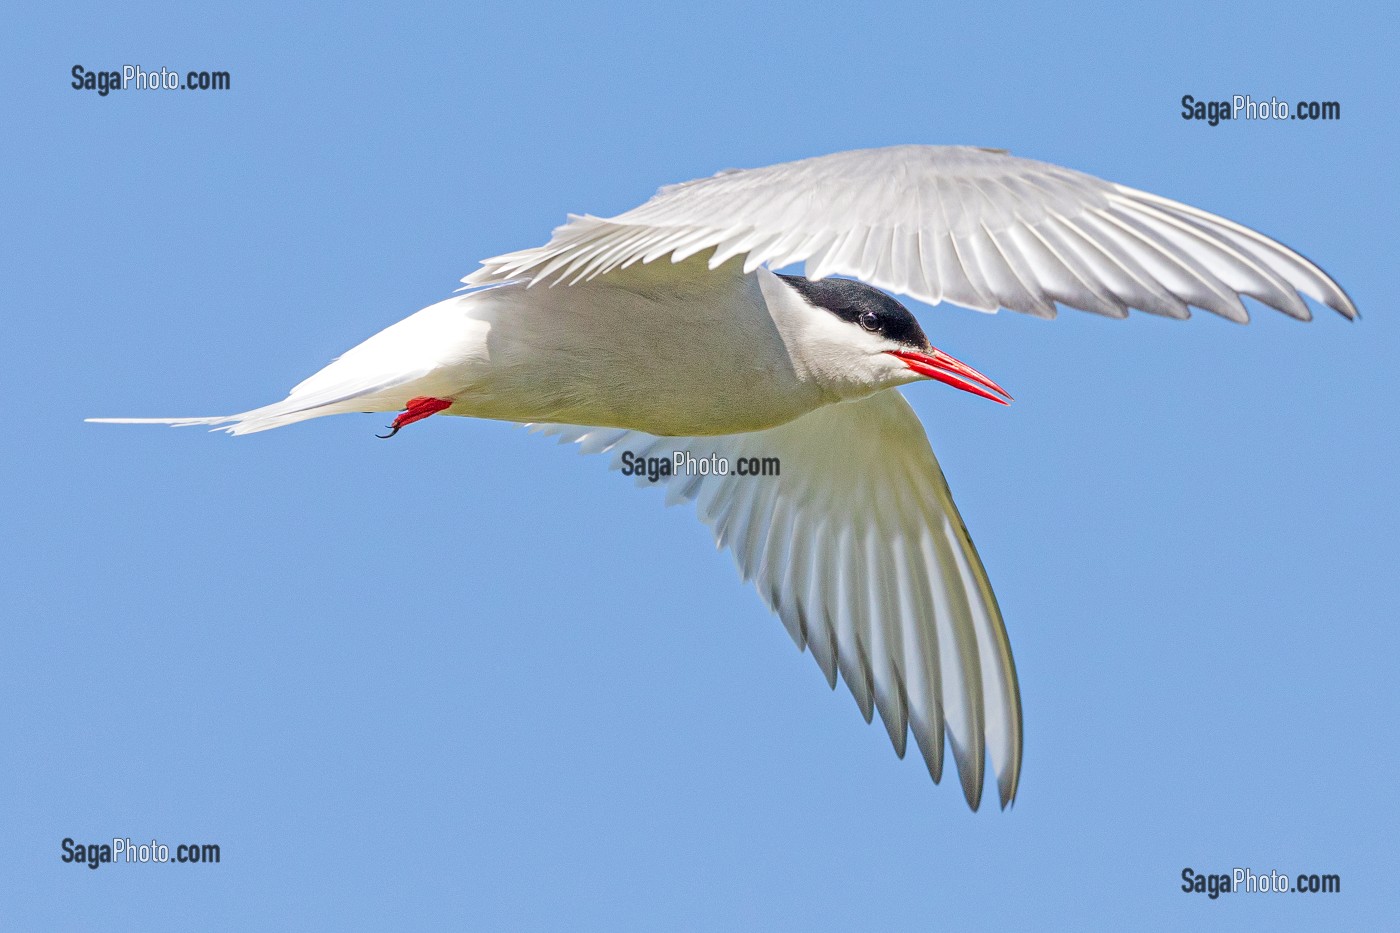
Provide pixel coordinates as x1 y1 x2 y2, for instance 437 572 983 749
1180 93 1340 126
71 64 230 97
60 836 221 869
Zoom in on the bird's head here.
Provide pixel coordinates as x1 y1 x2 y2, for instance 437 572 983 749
775 275 1011 404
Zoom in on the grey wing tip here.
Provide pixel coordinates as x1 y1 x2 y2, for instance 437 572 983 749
997 768 1019 811
947 734 984 812
964 784 983 813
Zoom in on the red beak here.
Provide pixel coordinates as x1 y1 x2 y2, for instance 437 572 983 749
889 348 1013 405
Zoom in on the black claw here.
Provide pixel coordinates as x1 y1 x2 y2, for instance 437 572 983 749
376 425 401 439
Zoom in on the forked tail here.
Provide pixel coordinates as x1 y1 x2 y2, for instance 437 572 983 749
87 374 427 436
88 292 496 435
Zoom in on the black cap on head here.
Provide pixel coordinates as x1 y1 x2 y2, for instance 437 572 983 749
778 275 931 351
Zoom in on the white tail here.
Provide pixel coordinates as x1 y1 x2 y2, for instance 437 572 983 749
86 374 426 435
86 293 494 435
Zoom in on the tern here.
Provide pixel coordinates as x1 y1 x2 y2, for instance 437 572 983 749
91 146 1356 810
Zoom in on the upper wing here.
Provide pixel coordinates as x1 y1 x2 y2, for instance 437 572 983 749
466 145 1356 323
534 389 1021 810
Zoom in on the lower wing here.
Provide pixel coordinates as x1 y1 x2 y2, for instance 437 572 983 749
535 389 1022 810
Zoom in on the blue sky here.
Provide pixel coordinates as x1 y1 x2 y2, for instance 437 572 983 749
4 2 1395 929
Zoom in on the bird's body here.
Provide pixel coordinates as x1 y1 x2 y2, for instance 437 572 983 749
454 260 812 435
356 260 837 437
92 145 1356 810
119 258 926 437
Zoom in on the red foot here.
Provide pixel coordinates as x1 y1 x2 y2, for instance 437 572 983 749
377 396 453 438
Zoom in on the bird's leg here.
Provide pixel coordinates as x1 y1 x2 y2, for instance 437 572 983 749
376 396 453 438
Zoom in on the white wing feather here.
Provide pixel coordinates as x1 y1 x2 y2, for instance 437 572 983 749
466 145 1356 322
534 389 1022 811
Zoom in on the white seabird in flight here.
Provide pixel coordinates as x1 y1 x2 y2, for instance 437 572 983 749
91 145 1357 810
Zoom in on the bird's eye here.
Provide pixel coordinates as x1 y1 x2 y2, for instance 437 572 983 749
858 310 881 332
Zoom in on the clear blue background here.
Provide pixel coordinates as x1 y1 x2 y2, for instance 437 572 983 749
4 2 1395 929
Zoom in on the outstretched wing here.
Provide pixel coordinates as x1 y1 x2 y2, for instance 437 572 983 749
535 389 1021 811
467 145 1356 323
